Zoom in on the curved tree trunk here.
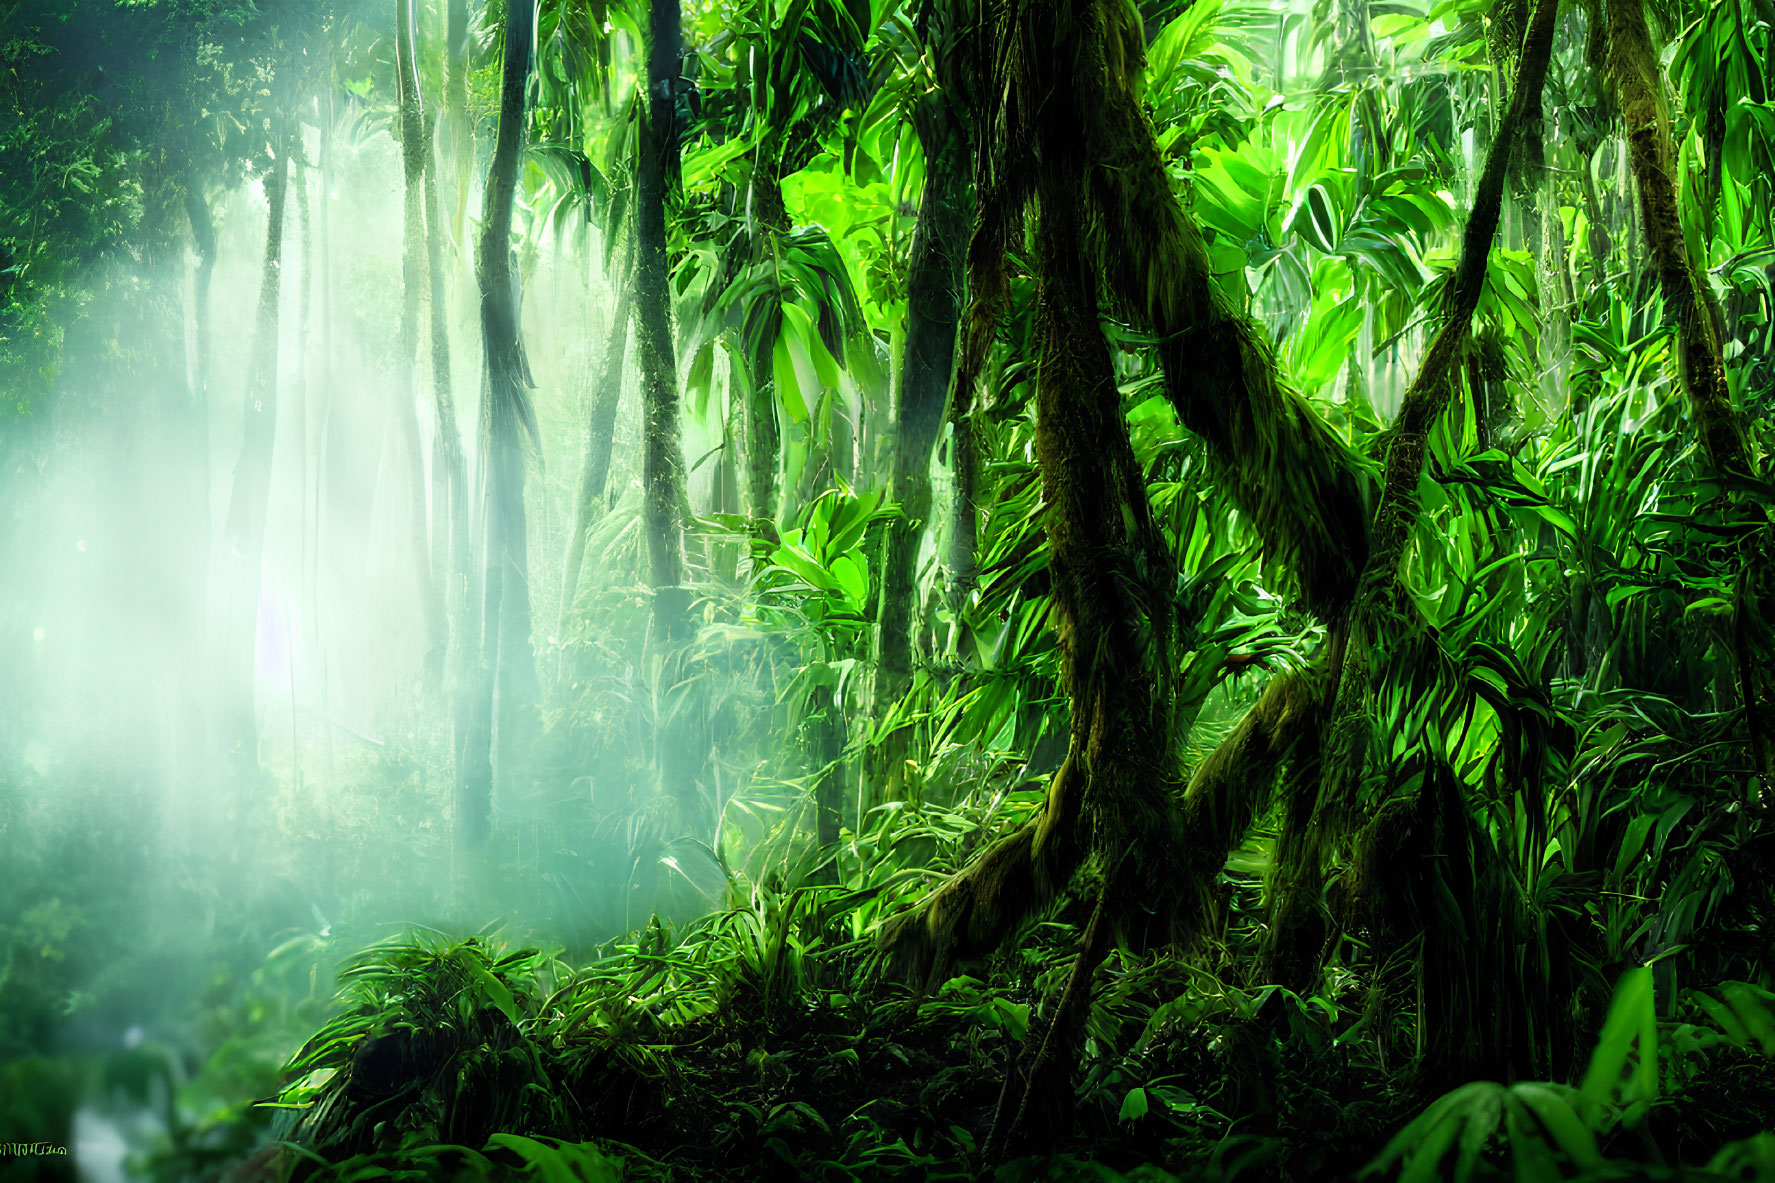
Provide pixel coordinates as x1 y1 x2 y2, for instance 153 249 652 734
1606 0 1752 481
1076 20 1373 622
879 0 1386 1153
218 126 293 769
879 0 1363 990
459 0 538 847
1605 0 1770 776
1262 0 1560 988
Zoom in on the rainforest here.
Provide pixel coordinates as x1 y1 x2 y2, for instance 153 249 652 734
2 0 1774 1177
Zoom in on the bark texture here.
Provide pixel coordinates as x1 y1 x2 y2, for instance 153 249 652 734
1606 0 1752 480
877 97 969 706
1075 12 1373 620
635 0 691 617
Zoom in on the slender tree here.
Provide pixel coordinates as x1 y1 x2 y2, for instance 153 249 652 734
945 395 979 615
1605 0 1752 480
459 0 540 846
743 175 787 526
444 0 473 241
397 0 445 683
634 0 691 620
559 233 636 628
876 86 969 707
423 109 467 664
1262 0 1561 988
1604 0 1771 776
217 124 294 768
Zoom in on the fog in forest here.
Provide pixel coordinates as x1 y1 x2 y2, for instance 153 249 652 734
1 111 724 1055
5 0 1775 1177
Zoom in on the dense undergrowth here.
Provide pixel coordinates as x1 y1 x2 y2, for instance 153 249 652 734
86 898 1775 1181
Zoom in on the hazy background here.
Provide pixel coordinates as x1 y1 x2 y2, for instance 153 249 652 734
0 94 737 1175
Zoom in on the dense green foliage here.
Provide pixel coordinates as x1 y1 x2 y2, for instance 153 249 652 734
3 0 1774 1177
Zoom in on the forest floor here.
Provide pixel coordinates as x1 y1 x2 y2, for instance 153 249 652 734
109 890 1775 1183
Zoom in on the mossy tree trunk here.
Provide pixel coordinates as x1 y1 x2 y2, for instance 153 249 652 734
945 400 978 616
1262 0 1560 989
634 0 706 826
1605 0 1771 777
1078 16 1372 622
1606 0 1751 481
876 97 968 709
882 0 1345 1154
635 0 691 625
983 164 1183 1149
878 0 1442 1152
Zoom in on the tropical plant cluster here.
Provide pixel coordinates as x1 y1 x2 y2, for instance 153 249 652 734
2 0 1774 1176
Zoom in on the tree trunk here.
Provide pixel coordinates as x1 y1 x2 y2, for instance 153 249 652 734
398 0 445 684
184 190 216 409
810 681 846 884
424 110 468 675
877 98 968 708
559 236 636 628
444 0 472 243
1606 0 1770 777
1506 28 1571 419
1077 17 1372 622
743 172 789 528
878 0 1368 1151
945 402 978 617
1262 0 1560 988
635 0 691 622
218 127 293 768
460 0 538 847
1606 0 1752 479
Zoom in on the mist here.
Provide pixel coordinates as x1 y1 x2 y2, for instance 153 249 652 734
0 57 706 1121
6 0 1775 1177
